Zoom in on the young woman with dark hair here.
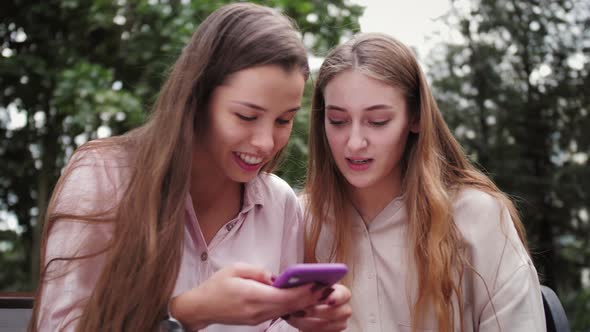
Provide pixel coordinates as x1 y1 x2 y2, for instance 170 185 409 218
30 3 351 332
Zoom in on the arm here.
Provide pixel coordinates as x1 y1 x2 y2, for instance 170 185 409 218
168 177 329 331
36 149 119 331
479 264 546 332
170 183 351 331
169 263 330 331
453 189 545 332
36 220 113 331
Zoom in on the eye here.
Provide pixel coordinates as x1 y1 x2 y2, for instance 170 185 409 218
276 118 292 125
328 118 346 126
369 120 390 127
236 113 256 121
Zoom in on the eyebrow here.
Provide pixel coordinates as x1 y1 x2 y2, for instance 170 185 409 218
232 101 300 113
325 104 393 112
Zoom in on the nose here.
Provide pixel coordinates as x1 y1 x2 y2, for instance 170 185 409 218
251 124 275 155
347 123 368 152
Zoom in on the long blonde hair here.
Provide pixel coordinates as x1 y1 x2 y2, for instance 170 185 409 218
30 3 309 331
303 32 527 332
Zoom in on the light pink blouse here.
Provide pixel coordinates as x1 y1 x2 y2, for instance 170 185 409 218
311 188 546 332
36 146 301 332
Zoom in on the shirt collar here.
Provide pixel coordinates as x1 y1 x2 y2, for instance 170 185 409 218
352 194 405 228
241 174 265 211
184 174 266 217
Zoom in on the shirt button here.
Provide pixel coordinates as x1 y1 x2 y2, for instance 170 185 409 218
200 252 208 261
226 223 234 231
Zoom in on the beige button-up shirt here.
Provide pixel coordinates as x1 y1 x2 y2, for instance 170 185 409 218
36 146 301 332
312 188 546 332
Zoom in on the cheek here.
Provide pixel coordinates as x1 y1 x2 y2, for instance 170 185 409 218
273 127 292 150
373 128 409 154
324 127 344 154
207 111 232 141
213 122 238 144
210 120 250 152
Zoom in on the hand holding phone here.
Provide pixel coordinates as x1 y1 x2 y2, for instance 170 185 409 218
272 263 348 289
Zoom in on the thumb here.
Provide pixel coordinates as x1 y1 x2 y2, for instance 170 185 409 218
229 263 273 285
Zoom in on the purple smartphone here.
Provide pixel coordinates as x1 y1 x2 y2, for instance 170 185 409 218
272 263 348 289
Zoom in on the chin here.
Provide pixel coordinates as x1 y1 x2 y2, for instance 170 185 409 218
231 171 259 183
344 176 375 190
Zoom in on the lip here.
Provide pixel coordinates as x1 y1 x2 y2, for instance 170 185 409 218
233 152 264 172
345 157 373 171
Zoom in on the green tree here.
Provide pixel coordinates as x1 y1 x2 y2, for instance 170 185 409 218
0 0 362 291
428 0 589 327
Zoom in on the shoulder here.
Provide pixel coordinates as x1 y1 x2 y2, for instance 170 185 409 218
452 190 540 317
67 139 130 170
53 139 132 214
452 187 503 217
452 187 527 256
453 187 531 277
451 187 513 237
63 141 131 191
296 192 309 210
451 187 512 239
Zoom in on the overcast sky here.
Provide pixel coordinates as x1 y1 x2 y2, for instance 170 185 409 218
352 0 452 58
308 0 454 71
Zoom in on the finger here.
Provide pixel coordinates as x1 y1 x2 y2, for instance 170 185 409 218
229 263 273 284
303 303 352 322
282 283 331 309
319 284 351 306
285 315 322 330
258 283 327 317
286 315 348 332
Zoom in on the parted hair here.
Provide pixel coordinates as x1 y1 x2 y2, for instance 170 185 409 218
303 32 527 332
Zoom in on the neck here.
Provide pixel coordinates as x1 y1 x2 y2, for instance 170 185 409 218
190 148 240 201
190 150 243 244
348 168 403 225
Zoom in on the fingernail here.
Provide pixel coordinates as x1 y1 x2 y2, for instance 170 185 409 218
319 287 335 301
281 314 291 320
293 310 306 318
270 275 277 283
310 283 324 293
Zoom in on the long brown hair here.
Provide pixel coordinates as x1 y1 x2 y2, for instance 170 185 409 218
29 3 309 331
303 33 527 332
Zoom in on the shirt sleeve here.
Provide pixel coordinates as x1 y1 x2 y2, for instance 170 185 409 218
36 148 121 331
479 264 546 331
454 189 546 332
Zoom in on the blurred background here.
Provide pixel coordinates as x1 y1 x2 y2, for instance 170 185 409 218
1 0 588 329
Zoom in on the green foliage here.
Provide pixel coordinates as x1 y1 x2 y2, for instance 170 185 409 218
54 61 144 133
428 0 589 327
0 0 362 291
565 286 590 331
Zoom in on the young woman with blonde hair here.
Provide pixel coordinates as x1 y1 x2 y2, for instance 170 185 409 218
303 32 545 331
30 3 351 332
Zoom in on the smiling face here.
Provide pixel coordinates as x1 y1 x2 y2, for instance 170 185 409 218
323 69 417 191
197 65 305 184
